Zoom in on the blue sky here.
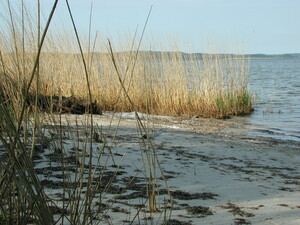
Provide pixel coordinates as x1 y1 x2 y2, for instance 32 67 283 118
3 0 300 54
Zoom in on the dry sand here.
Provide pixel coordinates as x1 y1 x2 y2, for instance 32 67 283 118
33 112 300 224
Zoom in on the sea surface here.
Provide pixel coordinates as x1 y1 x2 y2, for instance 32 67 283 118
238 58 300 142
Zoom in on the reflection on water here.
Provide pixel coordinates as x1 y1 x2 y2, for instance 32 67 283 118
237 58 300 142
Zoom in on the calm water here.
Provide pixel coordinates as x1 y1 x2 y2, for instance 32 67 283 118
242 58 300 142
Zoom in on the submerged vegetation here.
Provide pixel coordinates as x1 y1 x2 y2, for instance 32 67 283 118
0 0 253 224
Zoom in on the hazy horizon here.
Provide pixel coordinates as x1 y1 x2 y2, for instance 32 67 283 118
1 0 299 55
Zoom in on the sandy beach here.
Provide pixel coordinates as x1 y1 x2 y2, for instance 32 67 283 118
29 112 300 224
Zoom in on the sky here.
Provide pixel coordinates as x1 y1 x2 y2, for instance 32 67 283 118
2 0 300 54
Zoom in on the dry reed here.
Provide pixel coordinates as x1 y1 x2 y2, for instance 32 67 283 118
0 4 253 119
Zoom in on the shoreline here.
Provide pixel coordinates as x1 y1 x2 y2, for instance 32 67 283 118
1 112 298 224
52 112 300 145
38 112 300 224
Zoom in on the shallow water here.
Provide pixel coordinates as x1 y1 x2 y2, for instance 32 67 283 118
239 58 300 142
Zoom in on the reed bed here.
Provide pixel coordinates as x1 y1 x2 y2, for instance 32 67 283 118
0 3 253 119
1 49 252 118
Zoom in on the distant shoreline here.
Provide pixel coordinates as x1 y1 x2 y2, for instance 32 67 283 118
246 53 300 60
86 51 300 60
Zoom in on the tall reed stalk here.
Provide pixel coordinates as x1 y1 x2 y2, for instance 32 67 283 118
0 1 58 224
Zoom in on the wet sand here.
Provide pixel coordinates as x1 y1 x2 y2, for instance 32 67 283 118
8 112 300 224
